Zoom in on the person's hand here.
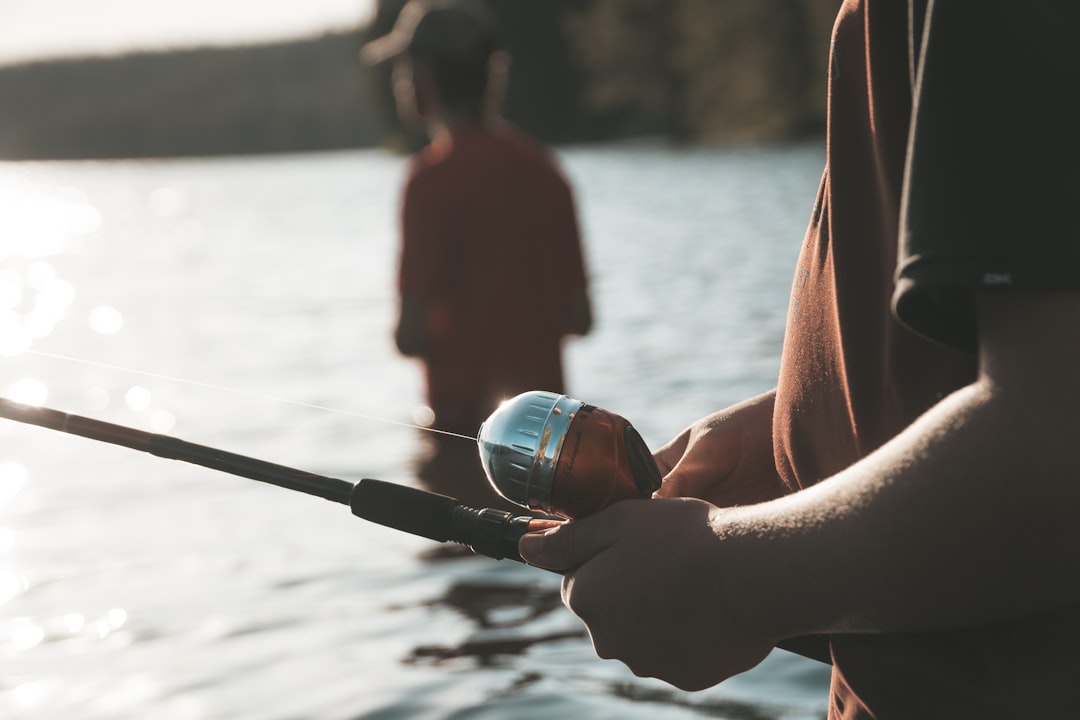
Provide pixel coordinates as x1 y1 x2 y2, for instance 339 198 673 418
518 497 775 690
653 392 790 506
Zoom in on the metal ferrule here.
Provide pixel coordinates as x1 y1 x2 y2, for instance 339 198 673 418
477 390 584 512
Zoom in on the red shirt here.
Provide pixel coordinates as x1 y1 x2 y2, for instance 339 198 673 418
398 123 588 432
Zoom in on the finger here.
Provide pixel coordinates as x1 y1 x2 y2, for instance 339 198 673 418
654 476 699 498
518 507 622 571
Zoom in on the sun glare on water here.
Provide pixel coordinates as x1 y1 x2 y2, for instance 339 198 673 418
7 378 48 406
0 172 104 358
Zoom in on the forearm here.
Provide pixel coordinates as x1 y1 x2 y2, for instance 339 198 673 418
564 287 593 337
725 297 1080 641
394 295 430 357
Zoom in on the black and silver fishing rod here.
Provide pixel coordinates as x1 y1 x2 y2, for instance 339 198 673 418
0 394 831 664
0 391 667 557
0 397 559 563
0 389 665 559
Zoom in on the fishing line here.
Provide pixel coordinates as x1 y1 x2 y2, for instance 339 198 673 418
22 349 477 442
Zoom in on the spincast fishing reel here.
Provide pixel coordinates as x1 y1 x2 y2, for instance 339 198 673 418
477 390 662 519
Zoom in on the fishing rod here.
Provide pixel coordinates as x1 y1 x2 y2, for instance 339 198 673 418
0 388 666 567
0 389 663 562
0 392 830 664
0 396 557 563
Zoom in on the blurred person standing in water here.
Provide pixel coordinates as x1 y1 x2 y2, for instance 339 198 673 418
362 0 592 442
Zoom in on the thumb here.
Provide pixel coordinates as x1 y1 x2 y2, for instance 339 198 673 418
518 510 620 571
653 468 695 498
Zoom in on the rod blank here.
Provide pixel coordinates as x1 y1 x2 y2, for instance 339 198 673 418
0 398 354 504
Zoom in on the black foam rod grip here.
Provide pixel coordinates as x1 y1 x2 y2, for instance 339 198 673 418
350 478 459 543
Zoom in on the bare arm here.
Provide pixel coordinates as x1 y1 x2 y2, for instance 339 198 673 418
394 294 430 358
730 290 1080 638
520 290 1080 689
565 287 593 337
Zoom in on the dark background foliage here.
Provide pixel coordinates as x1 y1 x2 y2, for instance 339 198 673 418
0 0 838 159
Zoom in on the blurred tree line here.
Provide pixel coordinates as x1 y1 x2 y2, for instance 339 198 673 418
565 0 838 142
0 0 837 159
0 33 381 159
359 0 838 148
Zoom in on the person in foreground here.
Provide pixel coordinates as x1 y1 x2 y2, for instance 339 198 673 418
519 2 1080 717
363 0 592 439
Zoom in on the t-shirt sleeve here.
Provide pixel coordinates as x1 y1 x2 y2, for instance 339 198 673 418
894 3 1080 351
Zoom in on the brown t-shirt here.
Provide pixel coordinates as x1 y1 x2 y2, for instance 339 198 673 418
773 1 1080 717
774 0 974 495
897 3 1080 349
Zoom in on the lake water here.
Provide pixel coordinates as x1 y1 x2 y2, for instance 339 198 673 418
0 141 831 719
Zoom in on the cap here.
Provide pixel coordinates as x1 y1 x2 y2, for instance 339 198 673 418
360 0 498 66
